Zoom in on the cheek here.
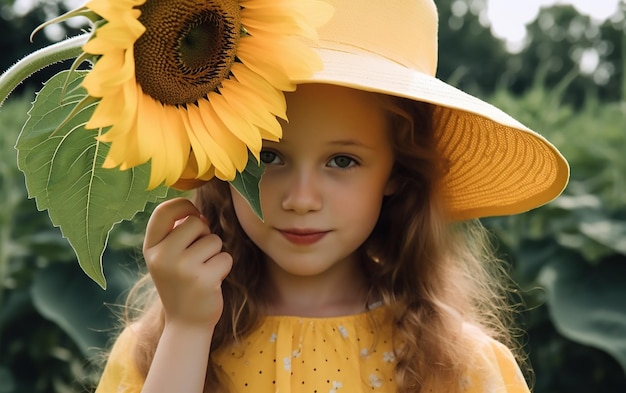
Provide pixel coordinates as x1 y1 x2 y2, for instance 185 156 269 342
352 173 392 227
231 189 263 237
339 197 384 254
336 183 385 228
230 188 247 217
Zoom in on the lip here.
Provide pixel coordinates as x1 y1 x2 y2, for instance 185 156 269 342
277 228 330 246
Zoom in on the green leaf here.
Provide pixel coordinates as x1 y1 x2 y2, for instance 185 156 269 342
15 70 168 288
31 256 136 358
0 367 16 393
539 254 626 373
230 151 264 220
579 219 626 256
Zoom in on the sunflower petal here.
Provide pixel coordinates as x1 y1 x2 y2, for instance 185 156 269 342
95 80 138 140
86 91 124 129
241 9 312 37
197 98 249 175
86 0 144 23
183 104 220 176
91 20 144 48
229 63 287 120
157 105 190 186
280 38 324 79
241 0 333 38
219 78 282 141
254 34 323 80
237 37 295 91
134 88 161 165
177 153 216 187
101 135 130 169
208 91 262 161
82 50 124 97
82 35 119 56
187 105 235 179
87 48 135 99
180 152 199 179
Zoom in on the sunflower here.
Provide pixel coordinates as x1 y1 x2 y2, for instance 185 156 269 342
76 0 333 189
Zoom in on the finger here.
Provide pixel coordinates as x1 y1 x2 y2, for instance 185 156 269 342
144 198 204 249
199 252 233 283
174 213 208 228
184 233 223 263
166 215 213 251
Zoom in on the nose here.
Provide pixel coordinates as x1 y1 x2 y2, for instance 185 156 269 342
281 167 323 214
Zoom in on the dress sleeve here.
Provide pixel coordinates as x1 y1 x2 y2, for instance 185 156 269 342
487 339 531 393
462 325 531 393
95 327 145 393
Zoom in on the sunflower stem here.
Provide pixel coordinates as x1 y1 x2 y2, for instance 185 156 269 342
0 34 89 108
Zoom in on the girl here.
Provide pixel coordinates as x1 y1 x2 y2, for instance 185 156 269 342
95 0 569 392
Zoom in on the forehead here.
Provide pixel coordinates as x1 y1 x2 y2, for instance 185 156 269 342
279 84 390 146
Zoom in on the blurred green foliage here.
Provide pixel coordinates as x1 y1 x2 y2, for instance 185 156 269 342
0 96 148 392
1 0 625 392
484 71 626 391
436 0 625 107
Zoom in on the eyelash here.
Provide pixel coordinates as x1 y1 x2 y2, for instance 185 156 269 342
259 150 282 165
259 150 359 169
328 155 358 169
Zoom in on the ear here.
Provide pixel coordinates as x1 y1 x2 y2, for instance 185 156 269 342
384 176 399 196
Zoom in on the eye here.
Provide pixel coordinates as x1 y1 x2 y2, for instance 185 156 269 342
259 149 282 165
328 155 357 169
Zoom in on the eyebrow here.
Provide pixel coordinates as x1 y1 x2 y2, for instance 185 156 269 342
262 138 375 150
327 139 374 150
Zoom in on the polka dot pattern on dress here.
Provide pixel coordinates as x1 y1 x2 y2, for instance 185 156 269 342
95 306 531 393
204 307 531 393
213 306 397 392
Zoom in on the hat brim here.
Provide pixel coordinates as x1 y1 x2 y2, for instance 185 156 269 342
295 48 569 220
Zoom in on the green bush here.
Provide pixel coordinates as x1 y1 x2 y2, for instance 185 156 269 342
0 96 145 392
485 77 626 391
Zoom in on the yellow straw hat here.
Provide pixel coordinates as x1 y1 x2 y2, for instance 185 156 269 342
296 0 569 221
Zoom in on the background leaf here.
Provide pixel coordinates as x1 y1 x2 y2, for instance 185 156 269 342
30 254 135 358
15 70 168 288
539 254 626 373
579 220 626 255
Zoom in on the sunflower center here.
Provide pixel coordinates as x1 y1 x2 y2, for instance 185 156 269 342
134 0 241 106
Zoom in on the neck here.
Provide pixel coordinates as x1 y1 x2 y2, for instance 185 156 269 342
264 258 370 318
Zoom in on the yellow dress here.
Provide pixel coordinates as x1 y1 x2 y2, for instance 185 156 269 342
95 306 530 393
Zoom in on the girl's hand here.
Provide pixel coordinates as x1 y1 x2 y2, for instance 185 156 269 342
143 197 233 330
